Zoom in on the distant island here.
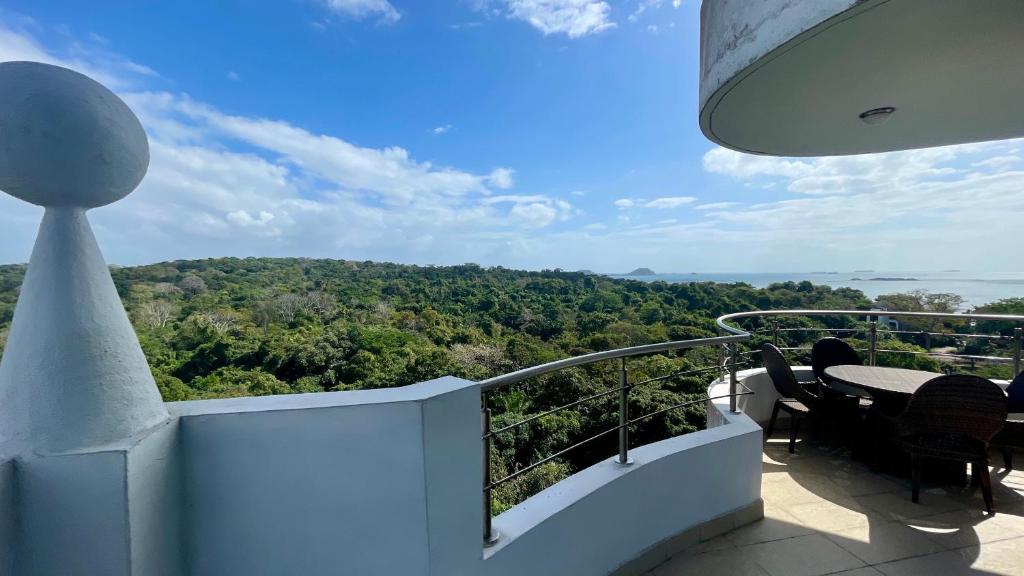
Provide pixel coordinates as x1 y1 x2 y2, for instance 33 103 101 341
850 277 919 282
577 269 595 275
626 268 656 276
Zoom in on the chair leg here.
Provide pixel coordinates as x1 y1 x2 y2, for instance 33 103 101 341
766 401 781 440
789 415 801 454
911 453 922 503
1003 446 1014 471
978 461 995 514
971 462 981 489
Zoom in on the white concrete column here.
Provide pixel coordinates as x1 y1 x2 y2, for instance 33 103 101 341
0 61 167 453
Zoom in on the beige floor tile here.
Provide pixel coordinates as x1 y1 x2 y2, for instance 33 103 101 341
856 491 966 522
651 547 769 576
874 551 978 576
826 520 945 565
910 508 1023 550
742 533 866 576
828 472 904 498
762 474 847 508
831 568 885 576
960 535 1024 575
726 512 816 547
785 498 876 534
684 534 735 556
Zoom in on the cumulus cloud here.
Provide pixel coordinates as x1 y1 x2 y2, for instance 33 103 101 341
0 23 587 267
628 0 682 23
694 201 737 211
321 0 400 23
487 167 515 190
642 196 696 209
486 0 616 38
615 196 695 209
432 124 453 135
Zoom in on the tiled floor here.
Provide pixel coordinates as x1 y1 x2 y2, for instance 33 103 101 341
647 436 1024 576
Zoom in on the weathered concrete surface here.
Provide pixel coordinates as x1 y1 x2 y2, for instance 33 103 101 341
0 460 14 575
700 0 1024 155
699 0 858 112
0 62 166 454
0 207 168 453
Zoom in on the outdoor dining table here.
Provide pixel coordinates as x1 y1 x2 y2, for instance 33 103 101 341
824 365 952 477
823 365 944 414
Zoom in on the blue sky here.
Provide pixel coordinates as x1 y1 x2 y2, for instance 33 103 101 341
0 1 1021 273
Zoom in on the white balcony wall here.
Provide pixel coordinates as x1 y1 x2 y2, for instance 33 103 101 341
0 460 13 574
172 376 481 576
485 401 762 576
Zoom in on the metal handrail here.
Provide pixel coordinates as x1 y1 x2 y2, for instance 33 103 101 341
717 309 1024 335
480 308 1024 544
479 336 751 545
479 334 748 391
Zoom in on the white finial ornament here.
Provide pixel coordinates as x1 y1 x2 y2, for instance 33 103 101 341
0 61 149 208
0 62 167 453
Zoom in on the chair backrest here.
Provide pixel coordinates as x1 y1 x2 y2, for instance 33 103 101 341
899 375 1008 443
811 337 862 382
761 343 815 405
1007 371 1024 413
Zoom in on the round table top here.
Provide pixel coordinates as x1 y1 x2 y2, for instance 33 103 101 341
824 365 944 396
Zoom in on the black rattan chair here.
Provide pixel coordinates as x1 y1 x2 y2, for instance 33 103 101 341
898 375 1007 513
811 337 872 454
992 371 1024 470
762 343 822 453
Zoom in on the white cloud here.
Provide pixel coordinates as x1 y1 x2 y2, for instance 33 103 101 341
510 202 558 227
629 0 681 23
321 0 400 23
584 223 607 230
643 196 696 209
0 22 594 268
432 124 453 135
973 155 1020 170
226 71 240 81
487 167 515 189
503 0 616 38
616 196 695 209
695 201 737 211
570 190 586 197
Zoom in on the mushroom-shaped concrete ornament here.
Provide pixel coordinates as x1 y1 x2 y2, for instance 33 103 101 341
0 62 167 453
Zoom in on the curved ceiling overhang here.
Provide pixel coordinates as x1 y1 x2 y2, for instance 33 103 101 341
699 0 1024 156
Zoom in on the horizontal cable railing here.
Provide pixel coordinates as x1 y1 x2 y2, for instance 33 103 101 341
478 336 752 545
718 309 1024 373
479 309 1024 545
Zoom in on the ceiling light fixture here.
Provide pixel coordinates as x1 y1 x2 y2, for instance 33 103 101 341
859 107 896 125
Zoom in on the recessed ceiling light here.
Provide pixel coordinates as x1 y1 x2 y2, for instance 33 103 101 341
859 107 896 125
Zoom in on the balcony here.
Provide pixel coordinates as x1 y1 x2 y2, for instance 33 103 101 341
4 0 1024 571
646 436 1024 576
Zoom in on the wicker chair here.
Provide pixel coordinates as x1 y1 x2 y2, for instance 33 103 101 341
810 337 872 454
898 375 1008 513
992 371 1024 470
811 337 872 404
762 343 822 453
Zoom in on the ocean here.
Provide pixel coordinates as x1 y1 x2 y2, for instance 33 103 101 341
605 271 1024 309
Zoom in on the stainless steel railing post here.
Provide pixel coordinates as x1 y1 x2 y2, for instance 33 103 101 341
729 342 739 413
717 326 726 378
869 320 878 366
618 358 632 465
1014 327 1022 376
772 323 780 347
482 394 498 545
